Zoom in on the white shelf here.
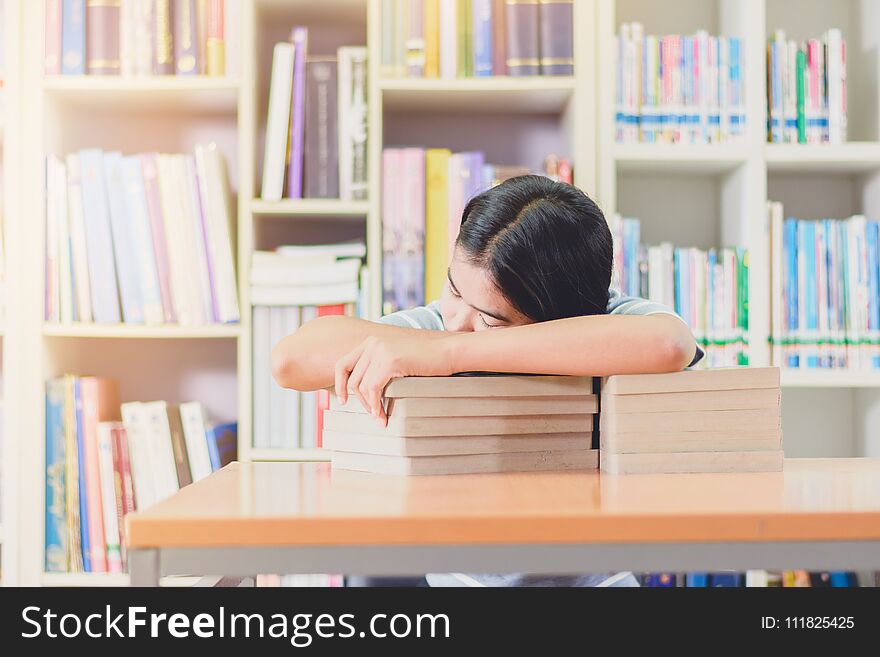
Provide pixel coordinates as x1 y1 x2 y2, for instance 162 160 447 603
42 323 241 339
251 198 370 218
613 143 750 174
43 76 240 113
41 573 205 587
380 77 576 114
765 143 880 173
248 448 330 462
781 370 880 388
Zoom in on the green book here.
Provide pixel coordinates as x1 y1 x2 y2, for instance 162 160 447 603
796 49 807 144
457 0 469 77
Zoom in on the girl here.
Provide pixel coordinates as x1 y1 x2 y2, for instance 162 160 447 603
272 175 703 587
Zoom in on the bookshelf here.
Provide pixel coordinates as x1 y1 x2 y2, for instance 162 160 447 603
1 0 879 586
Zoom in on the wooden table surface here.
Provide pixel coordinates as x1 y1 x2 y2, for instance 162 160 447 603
126 458 880 548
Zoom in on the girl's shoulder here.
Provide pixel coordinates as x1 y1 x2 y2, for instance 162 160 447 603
379 301 445 331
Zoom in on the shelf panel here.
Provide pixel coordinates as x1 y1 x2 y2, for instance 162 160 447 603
780 370 880 388
251 199 370 218
765 143 880 173
614 143 749 174
381 77 576 114
43 323 241 339
41 573 205 587
43 76 240 114
248 448 330 462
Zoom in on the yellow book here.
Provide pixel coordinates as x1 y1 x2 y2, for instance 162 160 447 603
424 0 440 77
425 149 451 302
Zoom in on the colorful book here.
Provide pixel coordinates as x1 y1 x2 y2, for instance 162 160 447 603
206 0 225 76
104 151 145 323
45 379 69 572
60 0 86 75
287 27 309 199
538 0 573 75
153 0 175 74
174 0 200 75
472 0 493 77
304 58 339 199
46 0 63 75
96 422 123 573
86 0 120 75
206 422 238 471
505 0 539 76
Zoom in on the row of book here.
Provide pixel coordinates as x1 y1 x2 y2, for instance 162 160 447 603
382 0 573 79
45 145 239 326
45 375 237 574
251 242 367 450
642 571 859 587
262 32 368 202
610 214 750 369
616 24 746 144
767 29 846 144
381 147 571 314
768 203 880 370
45 0 233 77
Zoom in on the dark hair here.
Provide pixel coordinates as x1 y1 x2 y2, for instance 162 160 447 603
457 175 612 322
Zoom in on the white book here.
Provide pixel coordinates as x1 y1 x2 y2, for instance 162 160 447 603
252 250 337 269
119 0 136 76
299 306 319 448
156 155 195 325
826 29 843 144
120 402 156 510
251 282 360 306
250 258 361 287
338 46 353 201
276 242 367 259
601 450 784 475
171 155 208 324
269 307 287 448
282 306 302 449
141 400 181 501
96 422 123 572
261 42 296 201
179 401 214 483
195 142 240 323
439 0 456 79
224 0 240 78
55 158 74 323
770 202 783 366
121 154 164 324
133 0 153 75
65 154 93 323
184 154 216 322
745 570 770 587
252 306 272 449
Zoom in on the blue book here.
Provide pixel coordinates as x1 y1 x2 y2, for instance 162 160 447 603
838 220 850 365
472 0 493 77
45 379 68 573
709 572 744 587
673 248 682 316
681 248 691 328
74 378 91 573
643 573 676 587
707 249 717 350
729 38 744 134
784 218 799 367
206 422 238 472
103 152 145 323
830 572 856 587
61 0 86 75
686 573 709 587
79 149 121 323
802 221 819 367
867 221 880 368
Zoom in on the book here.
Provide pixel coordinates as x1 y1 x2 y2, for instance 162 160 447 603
332 447 598 475
166 404 193 488
86 0 120 75
472 0 493 77
174 0 200 75
260 42 295 202
304 58 339 199
251 257 361 288
600 450 784 475
406 0 425 77
491 0 506 75
45 379 69 572
133 0 153 75
599 407 781 435
110 423 136 565
179 401 214 482
96 422 123 573
46 0 63 75
153 0 175 74
330 394 598 417
206 422 238 471
600 430 782 455
439 0 457 78
423 0 440 77
73 379 91 571
287 27 309 199
61 0 86 75
142 400 182 502
104 151 145 323
206 0 225 76
382 374 594 398
601 368 780 396
324 430 591 457
119 0 136 76
62 377 83 572
140 153 176 323
505 0 539 76
337 46 369 202
538 0 573 75
120 401 156 509
252 306 272 449
324 410 593 437
251 282 360 307
424 148 450 303
601 387 780 414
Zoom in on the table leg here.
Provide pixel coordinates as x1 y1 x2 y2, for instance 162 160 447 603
129 548 160 587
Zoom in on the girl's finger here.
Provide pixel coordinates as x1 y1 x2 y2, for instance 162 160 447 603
346 350 373 415
362 371 389 426
334 341 366 403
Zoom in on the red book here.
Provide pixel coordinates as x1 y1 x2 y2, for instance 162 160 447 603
86 0 121 75
45 0 63 74
110 424 136 566
316 304 347 447
491 0 506 75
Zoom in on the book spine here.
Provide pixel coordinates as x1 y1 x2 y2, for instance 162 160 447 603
185 154 217 321
167 405 193 487
423 0 440 77
381 0 394 76
439 0 457 78
133 0 153 75
406 0 425 77
350 51 368 200
174 0 199 75
81 378 111 573
153 0 175 74
74 378 92 572
425 149 451 303
796 47 806 144
472 0 493 77
304 60 339 198
96 422 123 573
46 0 63 75
261 42 295 201
539 0 573 76
63 376 83 572
110 425 135 565
196 0 209 73
139 153 176 322
457 0 468 77
491 0 506 75
86 0 121 75
60 0 86 75
206 0 225 76
287 27 309 199
45 379 69 572
120 402 153 510
868 221 880 368
119 0 136 76
179 402 212 482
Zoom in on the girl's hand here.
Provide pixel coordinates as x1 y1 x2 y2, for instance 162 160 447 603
334 333 458 426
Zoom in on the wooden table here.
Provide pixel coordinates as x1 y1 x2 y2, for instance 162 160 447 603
126 458 880 586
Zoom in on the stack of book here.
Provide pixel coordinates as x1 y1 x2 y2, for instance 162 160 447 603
616 24 746 144
610 214 749 368
45 0 233 77
599 367 783 475
45 145 239 326
382 147 571 314
382 0 573 78
251 242 368 450
45 375 236 574
768 202 880 370
325 375 598 475
261 30 368 202
767 29 846 144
